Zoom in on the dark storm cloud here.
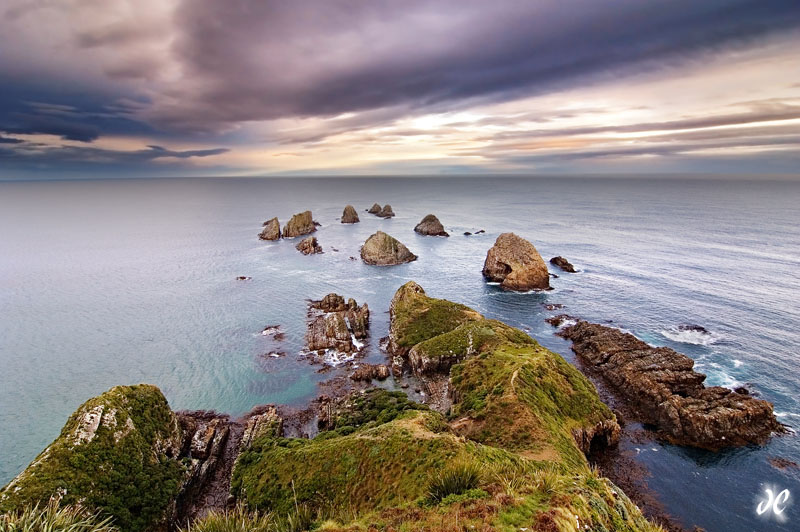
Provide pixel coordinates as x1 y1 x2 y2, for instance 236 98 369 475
152 0 800 132
0 142 228 164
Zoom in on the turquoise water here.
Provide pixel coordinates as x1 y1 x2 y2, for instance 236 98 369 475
1 177 799 530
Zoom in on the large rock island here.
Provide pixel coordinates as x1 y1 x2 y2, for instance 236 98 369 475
341 205 359 224
360 231 417 265
258 217 281 240
483 232 550 291
414 214 449 236
559 320 782 450
282 210 316 238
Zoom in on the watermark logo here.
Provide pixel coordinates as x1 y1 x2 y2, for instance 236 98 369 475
756 485 791 523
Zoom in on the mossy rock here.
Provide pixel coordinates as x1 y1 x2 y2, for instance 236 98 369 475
0 385 185 532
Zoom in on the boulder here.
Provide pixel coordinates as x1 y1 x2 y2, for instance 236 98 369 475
376 204 395 218
550 256 576 273
341 205 359 224
258 217 281 240
559 320 783 450
282 211 316 238
367 203 381 214
350 364 391 382
360 231 417 265
414 214 449 237
296 236 322 255
482 233 550 290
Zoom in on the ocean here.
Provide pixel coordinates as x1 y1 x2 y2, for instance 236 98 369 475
1 176 798 531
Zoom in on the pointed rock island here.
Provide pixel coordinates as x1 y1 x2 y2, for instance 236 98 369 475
360 231 417 265
366 202 381 214
483 232 550 291
258 217 281 240
295 235 322 255
414 214 449 236
282 210 316 238
376 204 395 218
341 204 359 223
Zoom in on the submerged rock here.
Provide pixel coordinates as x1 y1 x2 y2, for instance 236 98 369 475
341 205 359 224
376 204 395 218
367 203 381 214
414 214 449 236
360 231 417 265
296 235 322 255
258 217 281 240
306 294 369 354
282 211 316 238
550 256 577 273
482 232 550 291
559 320 783 450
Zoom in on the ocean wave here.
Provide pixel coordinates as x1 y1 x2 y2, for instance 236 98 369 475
660 325 720 346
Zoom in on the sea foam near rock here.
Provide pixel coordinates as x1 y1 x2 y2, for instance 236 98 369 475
660 325 720 345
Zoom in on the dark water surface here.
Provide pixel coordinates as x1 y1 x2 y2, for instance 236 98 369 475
1 177 799 531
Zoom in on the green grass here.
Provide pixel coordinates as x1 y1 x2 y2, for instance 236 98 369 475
0 385 185 532
0 499 118 532
425 462 483 503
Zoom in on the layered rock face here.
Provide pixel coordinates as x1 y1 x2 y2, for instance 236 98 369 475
559 320 782 450
376 204 395 218
360 231 417 265
0 385 185 532
258 217 281 240
414 214 449 236
350 363 391 381
388 282 620 461
482 233 550 290
306 294 369 354
550 256 576 272
341 205 359 223
282 211 316 238
295 235 322 255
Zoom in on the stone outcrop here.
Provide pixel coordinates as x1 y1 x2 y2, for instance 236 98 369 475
550 256 576 273
350 364 391 382
482 232 550 291
387 282 620 462
258 217 281 240
367 203 381 214
306 294 369 354
559 320 782 450
282 211 316 238
376 204 395 218
295 236 322 255
239 406 283 451
360 231 417 265
414 214 449 236
341 205 359 224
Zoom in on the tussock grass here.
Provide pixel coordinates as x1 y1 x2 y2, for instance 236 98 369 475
426 462 482 503
0 499 117 532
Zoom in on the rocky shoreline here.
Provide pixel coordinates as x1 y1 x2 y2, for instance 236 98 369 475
1 204 787 532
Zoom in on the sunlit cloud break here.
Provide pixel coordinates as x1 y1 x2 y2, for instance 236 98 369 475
1 0 799 178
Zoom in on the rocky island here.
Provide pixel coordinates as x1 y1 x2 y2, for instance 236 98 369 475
341 204 359 224
414 214 449 236
550 256 577 273
376 204 395 218
295 235 322 255
305 293 369 356
282 211 316 238
482 232 550 291
558 320 782 450
258 217 281 240
360 231 417 265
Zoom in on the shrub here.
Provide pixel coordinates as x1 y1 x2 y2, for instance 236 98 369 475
426 462 482 503
0 499 117 532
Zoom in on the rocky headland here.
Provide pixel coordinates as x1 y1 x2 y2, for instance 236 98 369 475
413 214 449 236
558 320 782 450
360 231 417 265
482 232 550 291
282 210 316 238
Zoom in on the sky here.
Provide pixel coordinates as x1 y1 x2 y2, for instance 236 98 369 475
1 0 799 179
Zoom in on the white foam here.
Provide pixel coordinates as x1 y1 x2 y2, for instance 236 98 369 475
660 326 720 346
733 359 743 368
323 348 356 366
